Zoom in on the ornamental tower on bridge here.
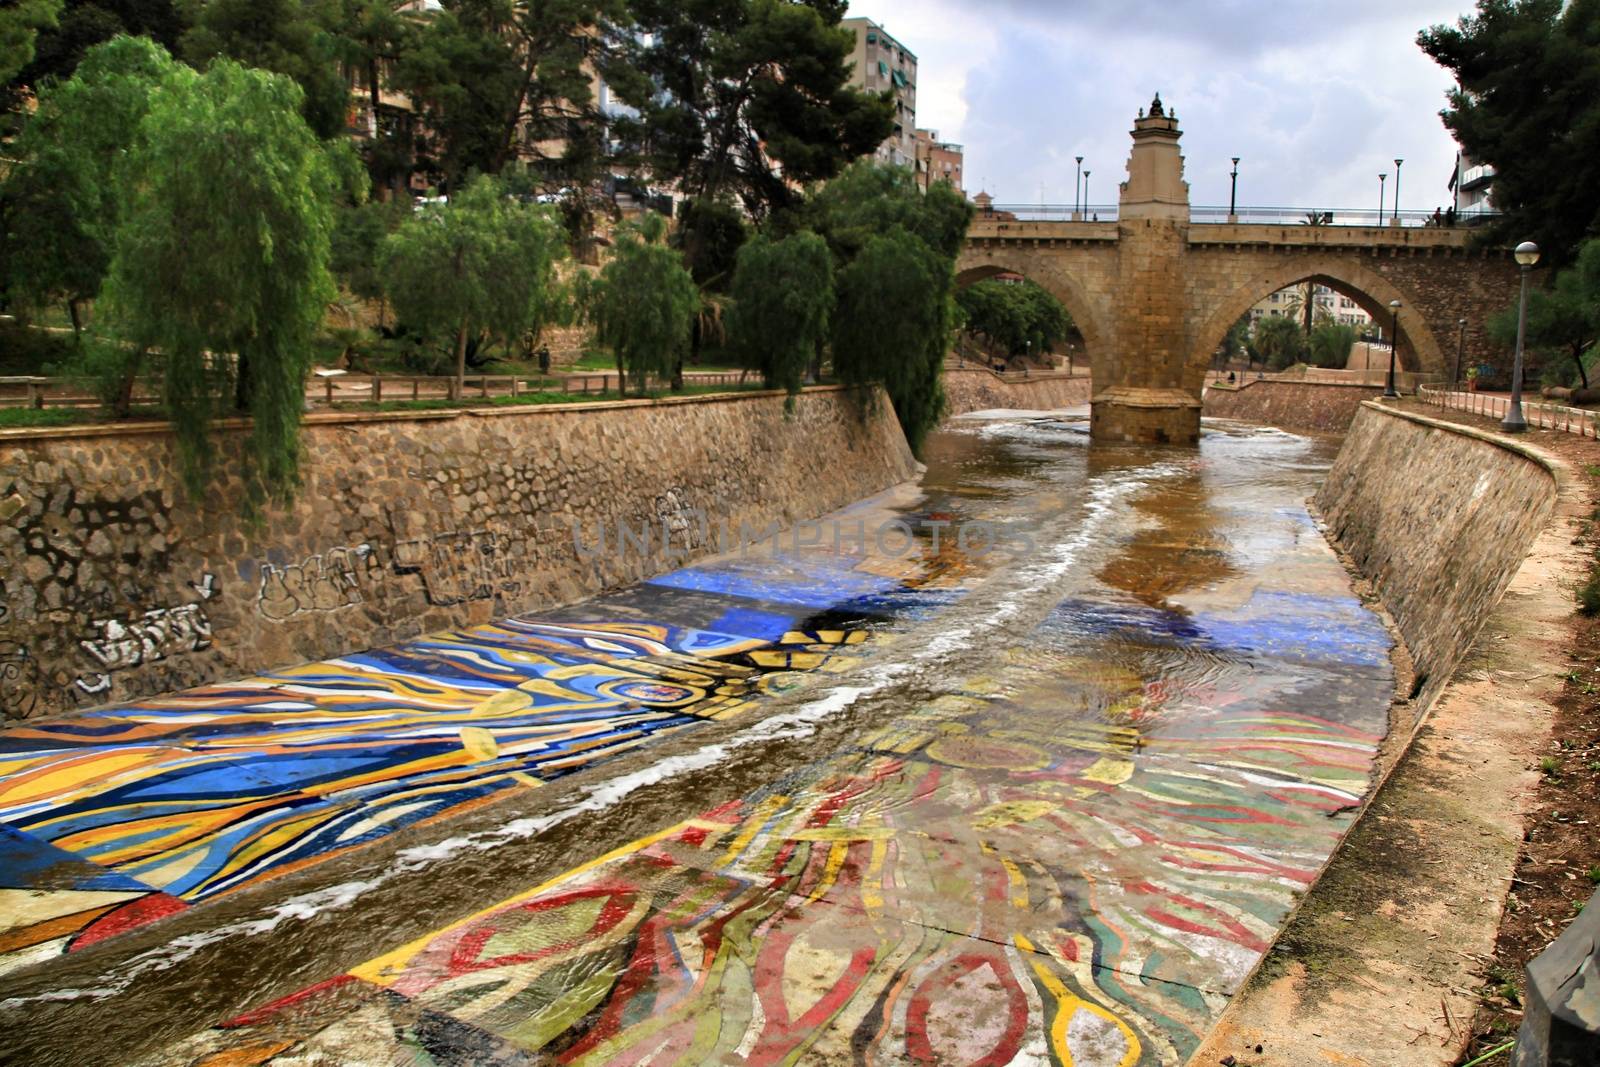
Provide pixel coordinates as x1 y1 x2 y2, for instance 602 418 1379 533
1091 95 1202 445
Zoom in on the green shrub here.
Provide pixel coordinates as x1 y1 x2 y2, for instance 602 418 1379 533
0 322 74 375
1579 557 1600 615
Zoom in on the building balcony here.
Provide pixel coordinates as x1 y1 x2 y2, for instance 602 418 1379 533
1459 164 1495 191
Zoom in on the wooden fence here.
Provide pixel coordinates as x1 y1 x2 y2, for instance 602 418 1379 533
0 371 760 411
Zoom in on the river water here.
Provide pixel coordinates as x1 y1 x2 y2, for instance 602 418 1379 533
0 410 1394 1066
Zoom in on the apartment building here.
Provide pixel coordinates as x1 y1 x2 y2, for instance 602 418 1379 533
915 129 963 192
1450 152 1495 216
1249 285 1375 331
841 17 918 170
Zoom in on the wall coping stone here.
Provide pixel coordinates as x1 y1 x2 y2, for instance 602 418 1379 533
1207 378 1388 393
1355 399 1571 494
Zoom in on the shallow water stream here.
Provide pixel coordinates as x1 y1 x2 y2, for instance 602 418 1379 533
0 412 1394 1066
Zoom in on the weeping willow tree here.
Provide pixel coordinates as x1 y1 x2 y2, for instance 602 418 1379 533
729 231 833 408
382 173 569 399
102 58 341 508
832 228 950 454
581 213 698 397
0 36 177 339
809 165 974 456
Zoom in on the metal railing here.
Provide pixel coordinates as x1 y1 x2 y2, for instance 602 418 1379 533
1419 384 1600 439
980 204 1503 228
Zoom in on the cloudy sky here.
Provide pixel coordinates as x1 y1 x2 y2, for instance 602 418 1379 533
847 1 1475 214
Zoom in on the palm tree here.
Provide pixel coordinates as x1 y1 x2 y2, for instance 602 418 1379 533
1282 282 1334 338
1253 314 1306 370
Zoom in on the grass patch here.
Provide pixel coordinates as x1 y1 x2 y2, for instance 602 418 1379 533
0 407 97 428
1578 557 1600 616
564 348 746 376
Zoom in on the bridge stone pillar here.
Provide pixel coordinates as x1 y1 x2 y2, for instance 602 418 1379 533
1091 96 1203 445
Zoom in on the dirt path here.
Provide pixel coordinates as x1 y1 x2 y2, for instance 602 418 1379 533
1398 401 1600 1066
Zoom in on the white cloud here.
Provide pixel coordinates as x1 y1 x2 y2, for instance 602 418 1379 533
847 0 1471 211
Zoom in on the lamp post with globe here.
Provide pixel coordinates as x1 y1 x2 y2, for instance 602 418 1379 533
1502 241 1542 433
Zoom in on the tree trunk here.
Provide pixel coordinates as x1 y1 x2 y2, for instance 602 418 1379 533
67 299 83 342
616 350 627 398
1303 283 1314 338
453 321 468 401
393 110 415 201
235 351 252 413
676 320 698 393
1574 344 1590 390
113 348 144 419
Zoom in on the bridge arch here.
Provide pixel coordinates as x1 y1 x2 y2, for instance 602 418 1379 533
1189 255 1449 378
954 259 1112 368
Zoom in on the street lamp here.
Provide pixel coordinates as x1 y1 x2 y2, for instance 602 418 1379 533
1377 173 1387 226
1393 158 1404 225
1075 156 1084 218
1503 240 1542 433
1083 170 1091 216
1229 157 1240 220
1454 317 1467 388
1384 300 1402 398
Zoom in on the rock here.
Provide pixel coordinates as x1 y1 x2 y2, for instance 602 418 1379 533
1514 888 1600 1067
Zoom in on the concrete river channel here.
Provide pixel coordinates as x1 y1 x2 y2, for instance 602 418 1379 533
0 409 1395 1066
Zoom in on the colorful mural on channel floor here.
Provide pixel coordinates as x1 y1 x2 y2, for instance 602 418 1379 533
129 458 1396 1063
4 420 1398 1065
0 526 958 977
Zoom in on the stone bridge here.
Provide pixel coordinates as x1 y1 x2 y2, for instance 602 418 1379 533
957 100 1524 444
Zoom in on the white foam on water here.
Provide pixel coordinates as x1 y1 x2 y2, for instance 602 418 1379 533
0 880 384 1008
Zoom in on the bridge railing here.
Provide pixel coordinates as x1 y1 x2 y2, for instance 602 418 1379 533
1419 384 1600 439
982 204 1503 228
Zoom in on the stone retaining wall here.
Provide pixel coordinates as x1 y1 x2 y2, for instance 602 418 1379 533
943 368 1093 416
0 386 916 721
1204 379 1384 434
1314 401 1560 708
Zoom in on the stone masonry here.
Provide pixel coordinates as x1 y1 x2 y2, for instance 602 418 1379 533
1203 380 1384 434
957 101 1524 444
942 369 1093 416
1314 401 1558 709
0 387 916 722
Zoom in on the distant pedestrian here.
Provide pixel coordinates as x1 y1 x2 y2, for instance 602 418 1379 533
1445 206 1457 228
1431 207 1443 227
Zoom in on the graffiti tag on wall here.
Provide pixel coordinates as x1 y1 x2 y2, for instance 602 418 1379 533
77 573 218 688
255 530 529 622
0 574 218 720
80 603 214 672
257 545 384 622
